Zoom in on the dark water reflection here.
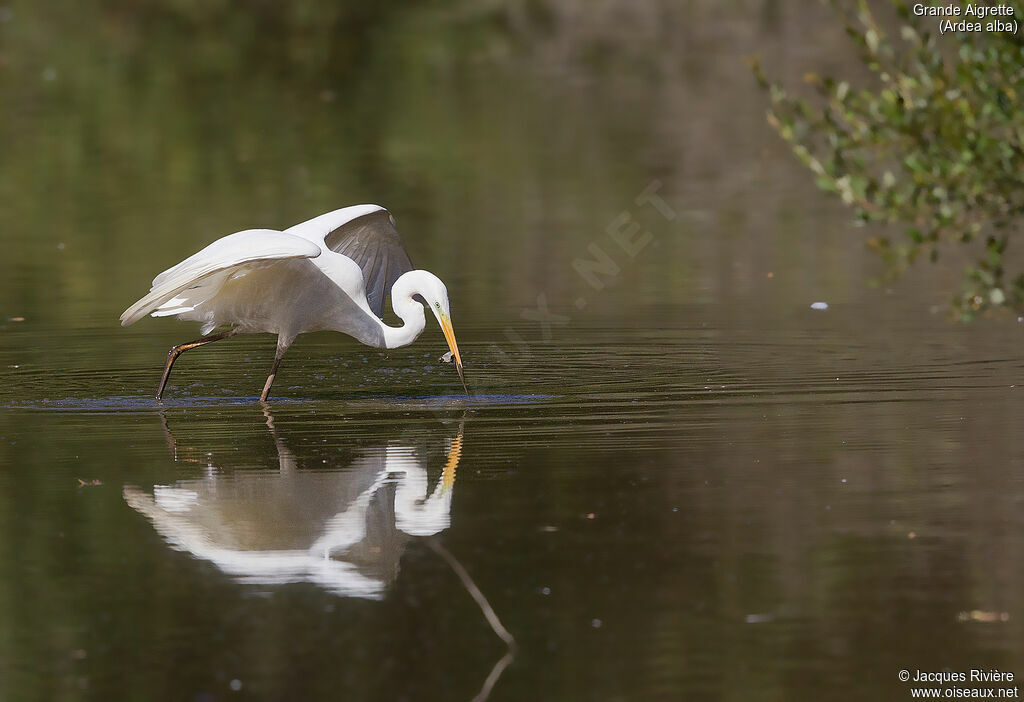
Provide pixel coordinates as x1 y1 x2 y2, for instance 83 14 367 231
2 307 1023 700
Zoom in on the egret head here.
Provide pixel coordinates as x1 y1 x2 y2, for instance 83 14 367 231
402 271 469 397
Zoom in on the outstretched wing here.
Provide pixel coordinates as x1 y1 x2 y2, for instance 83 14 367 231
120 229 322 326
318 209 414 318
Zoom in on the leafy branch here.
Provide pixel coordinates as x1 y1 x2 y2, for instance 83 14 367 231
752 0 1024 318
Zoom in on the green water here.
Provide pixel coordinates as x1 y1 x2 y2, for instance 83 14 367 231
2 2 1023 701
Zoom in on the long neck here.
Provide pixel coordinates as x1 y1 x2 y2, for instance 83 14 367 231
379 291 426 349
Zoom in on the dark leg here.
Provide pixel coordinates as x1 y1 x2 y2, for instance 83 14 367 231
156 328 239 400
259 337 292 403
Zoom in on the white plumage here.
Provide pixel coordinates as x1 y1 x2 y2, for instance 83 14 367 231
120 229 324 330
121 205 468 401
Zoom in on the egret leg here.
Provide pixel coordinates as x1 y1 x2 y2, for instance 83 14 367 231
259 338 292 403
156 328 239 400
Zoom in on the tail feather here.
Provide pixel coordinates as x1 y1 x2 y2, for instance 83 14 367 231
120 277 212 326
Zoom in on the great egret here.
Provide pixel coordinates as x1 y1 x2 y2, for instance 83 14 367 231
120 204 468 401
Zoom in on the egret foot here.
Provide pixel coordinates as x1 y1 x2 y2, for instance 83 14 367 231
157 328 239 400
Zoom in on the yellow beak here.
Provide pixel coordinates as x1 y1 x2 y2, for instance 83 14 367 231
439 314 470 397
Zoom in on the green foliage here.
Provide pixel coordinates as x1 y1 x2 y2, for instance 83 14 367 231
752 0 1024 318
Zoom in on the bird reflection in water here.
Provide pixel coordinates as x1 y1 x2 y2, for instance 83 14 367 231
124 410 514 702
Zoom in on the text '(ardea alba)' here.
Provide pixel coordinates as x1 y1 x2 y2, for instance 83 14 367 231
120 205 468 401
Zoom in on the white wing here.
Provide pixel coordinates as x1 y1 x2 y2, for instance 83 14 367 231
120 228 322 327
285 205 414 317
284 204 385 244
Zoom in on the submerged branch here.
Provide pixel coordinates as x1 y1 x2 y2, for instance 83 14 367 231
426 537 518 652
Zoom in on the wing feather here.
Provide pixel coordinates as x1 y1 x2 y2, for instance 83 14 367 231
320 210 413 318
120 229 322 327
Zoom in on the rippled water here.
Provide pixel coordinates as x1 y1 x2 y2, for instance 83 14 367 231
2 301 1024 700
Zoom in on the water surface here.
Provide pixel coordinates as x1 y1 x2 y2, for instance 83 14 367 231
3 304 1023 701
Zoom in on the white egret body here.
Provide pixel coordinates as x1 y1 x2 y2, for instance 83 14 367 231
120 205 467 401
